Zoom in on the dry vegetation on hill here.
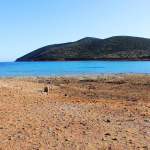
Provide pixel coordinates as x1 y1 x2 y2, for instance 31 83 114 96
16 36 150 61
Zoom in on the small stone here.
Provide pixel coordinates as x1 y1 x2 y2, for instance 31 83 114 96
105 133 111 136
129 140 132 144
106 119 111 123
102 138 106 141
89 85 96 90
144 119 149 122
80 122 86 126
108 147 112 150
78 100 80 102
44 87 48 92
65 139 69 141
112 138 118 140
8 136 12 140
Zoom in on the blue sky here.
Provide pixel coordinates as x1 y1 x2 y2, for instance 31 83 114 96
0 0 150 61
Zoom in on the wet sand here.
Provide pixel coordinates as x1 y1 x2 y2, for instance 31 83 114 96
0 73 150 149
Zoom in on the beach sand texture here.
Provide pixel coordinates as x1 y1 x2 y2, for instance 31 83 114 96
0 73 150 149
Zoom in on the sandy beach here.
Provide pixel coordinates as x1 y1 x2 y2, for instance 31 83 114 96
0 73 150 150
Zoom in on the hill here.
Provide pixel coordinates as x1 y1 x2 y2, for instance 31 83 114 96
15 36 150 61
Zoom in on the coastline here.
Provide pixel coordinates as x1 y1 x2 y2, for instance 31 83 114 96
1 72 149 80
0 73 150 149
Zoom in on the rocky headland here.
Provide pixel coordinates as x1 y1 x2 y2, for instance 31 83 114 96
16 36 150 62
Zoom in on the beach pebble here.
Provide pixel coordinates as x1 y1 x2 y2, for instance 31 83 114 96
44 87 48 92
44 86 52 92
106 119 111 123
144 119 149 122
112 138 118 140
102 138 106 141
105 133 111 136
8 136 12 140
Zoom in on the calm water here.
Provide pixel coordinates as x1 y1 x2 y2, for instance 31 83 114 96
0 61 150 76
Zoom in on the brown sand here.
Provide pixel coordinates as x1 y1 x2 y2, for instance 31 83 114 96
0 73 150 150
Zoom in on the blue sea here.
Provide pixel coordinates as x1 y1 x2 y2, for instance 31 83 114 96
0 61 150 76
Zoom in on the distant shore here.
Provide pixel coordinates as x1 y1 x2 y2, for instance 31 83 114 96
16 36 150 62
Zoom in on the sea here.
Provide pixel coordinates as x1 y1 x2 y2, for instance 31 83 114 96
0 61 150 76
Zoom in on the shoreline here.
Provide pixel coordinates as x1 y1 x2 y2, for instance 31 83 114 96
15 58 150 62
1 72 149 79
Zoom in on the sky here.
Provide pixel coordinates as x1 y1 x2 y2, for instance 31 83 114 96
0 0 150 62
